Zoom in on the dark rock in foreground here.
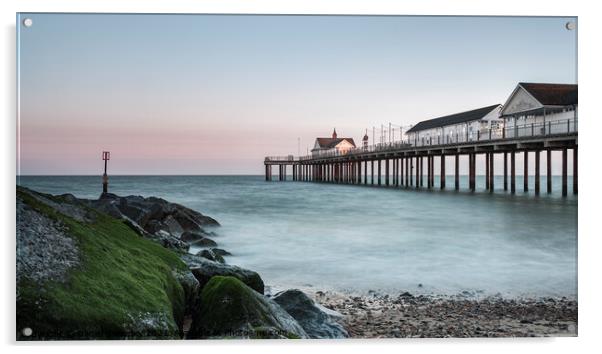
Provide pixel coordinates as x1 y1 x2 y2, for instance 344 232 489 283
273 289 348 339
181 253 264 294
197 249 225 264
188 276 307 339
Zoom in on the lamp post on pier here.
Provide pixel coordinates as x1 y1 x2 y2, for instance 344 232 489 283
102 151 110 194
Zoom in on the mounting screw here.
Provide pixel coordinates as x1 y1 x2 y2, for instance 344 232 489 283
565 21 575 30
22 327 32 336
23 18 33 27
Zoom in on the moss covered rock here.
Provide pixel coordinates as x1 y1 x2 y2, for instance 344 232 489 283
188 276 307 339
181 253 264 294
16 187 189 340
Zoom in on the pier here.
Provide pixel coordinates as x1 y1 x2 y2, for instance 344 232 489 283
264 82 577 196
264 118 577 196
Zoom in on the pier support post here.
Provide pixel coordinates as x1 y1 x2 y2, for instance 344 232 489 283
511 151 516 194
573 148 578 194
469 153 476 192
410 157 414 186
547 150 552 193
455 154 459 190
441 155 446 189
385 159 390 186
405 157 409 187
416 156 422 188
393 159 398 186
523 150 529 192
562 148 568 197
378 160 382 186
489 152 494 192
484 154 488 190
429 156 434 188
371 160 374 185
504 151 508 191
535 150 540 195
400 158 404 187
416 156 424 187
364 160 368 185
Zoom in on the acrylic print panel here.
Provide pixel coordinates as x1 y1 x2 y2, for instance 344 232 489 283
16 13 577 340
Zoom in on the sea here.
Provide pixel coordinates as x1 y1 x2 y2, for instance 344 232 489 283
17 175 577 298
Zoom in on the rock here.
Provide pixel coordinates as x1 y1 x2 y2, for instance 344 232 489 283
181 253 264 294
188 276 307 339
192 237 217 248
180 231 205 243
173 270 201 318
197 249 225 264
211 248 232 257
83 193 220 251
272 289 348 339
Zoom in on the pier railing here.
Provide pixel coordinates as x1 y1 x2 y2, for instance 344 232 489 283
264 117 577 163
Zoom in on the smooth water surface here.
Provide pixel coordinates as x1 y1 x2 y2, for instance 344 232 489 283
18 175 577 298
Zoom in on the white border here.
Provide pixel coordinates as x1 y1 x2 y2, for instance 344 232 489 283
2 1 601 354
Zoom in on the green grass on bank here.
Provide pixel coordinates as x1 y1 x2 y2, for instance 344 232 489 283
17 187 188 340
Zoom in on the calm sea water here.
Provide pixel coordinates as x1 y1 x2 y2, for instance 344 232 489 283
17 175 577 298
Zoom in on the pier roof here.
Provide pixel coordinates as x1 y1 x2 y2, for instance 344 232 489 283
519 83 578 106
406 104 500 133
315 138 356 149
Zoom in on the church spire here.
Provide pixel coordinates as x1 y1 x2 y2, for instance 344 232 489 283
332 128 337 139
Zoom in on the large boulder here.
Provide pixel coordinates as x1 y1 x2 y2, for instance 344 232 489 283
181 253 264 294
188 276 307 339
272 289 348 339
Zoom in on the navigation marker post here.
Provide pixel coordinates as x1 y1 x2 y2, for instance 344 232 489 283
102 151 110 194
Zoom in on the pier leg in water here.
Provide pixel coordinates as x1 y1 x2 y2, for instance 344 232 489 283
371 160 374 185
573 148 578 194
385 159 390 186
441 155 446 189
401 157 405 187
562 148 568 196
416 156 422 188
511 151 516 194
410 157 414 186
524 151 529 192
484 154 488 191
504 152 508 191
469 153 476 192
535 150 540 195
455 154 459 190
547 150 552 193
405 157 409 187
426 155 432 189
489 152 494 192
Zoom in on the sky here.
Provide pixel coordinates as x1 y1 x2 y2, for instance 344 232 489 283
17 14 577 175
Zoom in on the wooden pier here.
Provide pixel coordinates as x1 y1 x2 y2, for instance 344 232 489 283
264 121 577 196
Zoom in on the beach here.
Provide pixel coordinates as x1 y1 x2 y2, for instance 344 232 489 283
313 290 577 337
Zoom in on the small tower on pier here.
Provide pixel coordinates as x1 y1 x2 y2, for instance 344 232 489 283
102 151 110 194
363 129 369 149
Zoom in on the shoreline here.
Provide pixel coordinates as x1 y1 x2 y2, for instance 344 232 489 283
307 289 577 338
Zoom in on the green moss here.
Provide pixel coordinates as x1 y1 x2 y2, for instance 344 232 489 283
190 276 301 339
17 187 188 340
